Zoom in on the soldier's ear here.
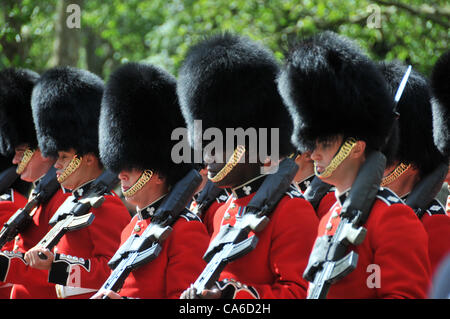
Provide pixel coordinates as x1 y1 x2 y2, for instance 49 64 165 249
351 140 366 159
154 173 166 185
83 153 99 167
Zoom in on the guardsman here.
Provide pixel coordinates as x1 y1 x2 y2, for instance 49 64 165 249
0 68 72 299
178 33 319 299
90 62 209 299
278 31 430 298
379 61 450 279
430 51 450 216
23 66 131 299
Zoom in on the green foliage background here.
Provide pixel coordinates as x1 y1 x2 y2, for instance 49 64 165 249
1 0 449 79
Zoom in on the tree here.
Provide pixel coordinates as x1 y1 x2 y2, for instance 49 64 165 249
1 0 448 77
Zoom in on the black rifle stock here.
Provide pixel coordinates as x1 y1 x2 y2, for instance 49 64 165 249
36 170 119 259
405 162 448 218
99 169 202 295
0 166 19 195
303 151 386 299
194 180 224 217
0 167 59 249
303 177 333 210
192 158 298 296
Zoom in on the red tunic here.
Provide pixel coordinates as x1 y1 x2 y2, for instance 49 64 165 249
211 175 319 299
0 187 71 299
0 189 28 298
44 186 131 299
419 199 450 280
117 198 210 298
310 188 431 298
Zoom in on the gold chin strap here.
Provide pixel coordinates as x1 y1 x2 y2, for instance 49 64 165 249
57 155 83 183
314 137 357 179
380 162 411 187
209 145 246 183
122 169 153 198
16 148 35 174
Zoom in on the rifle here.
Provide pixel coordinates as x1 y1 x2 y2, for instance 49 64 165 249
99 168 202 295
405 162 448 219
303 177 333 211
194 180 225 217
0 166 19 196
192 157 298 296
36 170 119 259
0 167 60 249
303 151 386 299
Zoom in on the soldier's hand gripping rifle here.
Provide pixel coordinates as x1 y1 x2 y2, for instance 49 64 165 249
192 157 298 296
405 162 448 219
0 166 19 195
36 170 119 259
303 66 412 299
99 169 202 295
0 167 60 249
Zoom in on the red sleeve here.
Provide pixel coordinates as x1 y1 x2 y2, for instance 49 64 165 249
247 198 319 299
0 250 49 286
0 200 23 251
165 218 209 299
48 195 130 289
0 189 70 286
370 203 431 298
421 214 450 277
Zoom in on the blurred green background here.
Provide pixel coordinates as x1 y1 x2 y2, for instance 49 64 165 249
1 0 449 79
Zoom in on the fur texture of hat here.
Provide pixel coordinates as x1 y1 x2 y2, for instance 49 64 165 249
0 68 40 156
99 62 191 186
31 66 104 158
177 32 295 158
278 31 395 153
430 50 450 158
379 61 446 176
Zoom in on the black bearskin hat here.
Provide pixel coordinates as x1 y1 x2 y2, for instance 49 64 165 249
278 31 395 153
99 62 191 187
430 51 450 159
0 68 40 156
177 32 295 159
379 61 446 176
31 66 104 158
